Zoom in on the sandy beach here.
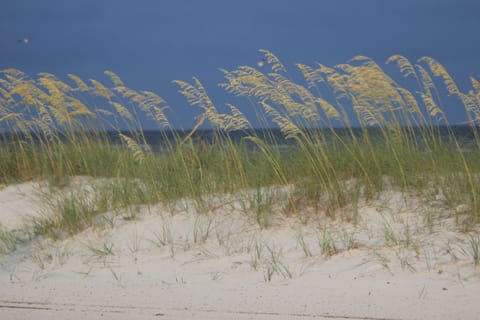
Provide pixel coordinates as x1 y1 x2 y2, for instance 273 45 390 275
3 0 480 317
0 179 479 320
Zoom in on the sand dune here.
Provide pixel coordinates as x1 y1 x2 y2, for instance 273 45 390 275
1 179 479 319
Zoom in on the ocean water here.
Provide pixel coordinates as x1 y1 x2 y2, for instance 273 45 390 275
130 125 480 150
1 125 479 151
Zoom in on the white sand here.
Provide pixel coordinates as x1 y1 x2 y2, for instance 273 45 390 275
0 182 48 231
1 179 479 319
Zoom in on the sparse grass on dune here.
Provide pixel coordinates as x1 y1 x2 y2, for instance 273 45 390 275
1 50 480 246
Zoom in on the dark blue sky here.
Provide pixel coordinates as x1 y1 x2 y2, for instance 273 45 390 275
1 0 479 128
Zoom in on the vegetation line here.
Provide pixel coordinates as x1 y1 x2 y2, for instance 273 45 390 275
0 50 480 243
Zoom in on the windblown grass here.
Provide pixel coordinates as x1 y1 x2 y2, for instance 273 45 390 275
1 50 480 242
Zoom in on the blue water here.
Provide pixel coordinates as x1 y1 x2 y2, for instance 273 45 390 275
1 125 479 151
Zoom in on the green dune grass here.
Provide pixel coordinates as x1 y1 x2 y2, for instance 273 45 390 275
1 50 480 240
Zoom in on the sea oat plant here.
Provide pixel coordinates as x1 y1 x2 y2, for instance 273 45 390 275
1 50 480 243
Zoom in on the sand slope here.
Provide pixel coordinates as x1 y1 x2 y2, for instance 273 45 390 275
1 180 479 319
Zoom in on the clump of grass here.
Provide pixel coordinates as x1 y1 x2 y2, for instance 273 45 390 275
464 234 480 266
318 228 339 257
149 216 173 248
86 242 115 260
31 191 98 239
249 240 264 271
0 229 27 255
264 244 293 280
193 215 213 244
296 234 313 258
248 241 293 282
240 186 276 228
